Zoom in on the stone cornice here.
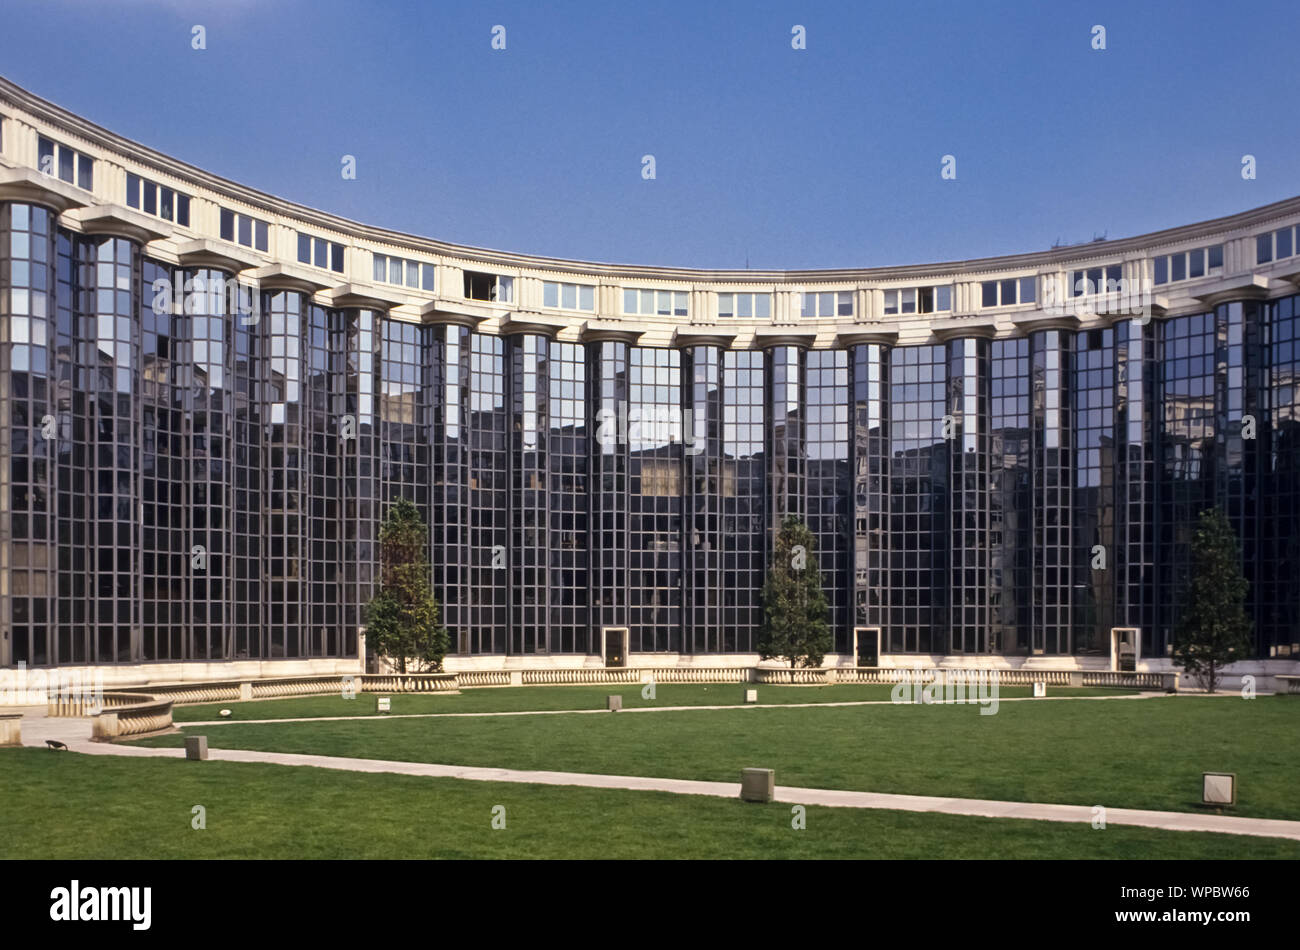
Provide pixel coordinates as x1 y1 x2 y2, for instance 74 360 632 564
61 203 171 243
419 300 488 328
1191 274 1271 307
581 321 644 345
1011 313 1082 334
326 283 408 312
929 318 999 342
0 166 89 214
172 238 265 274
248 263 335 295
753 327 819 348
834 328 899 348
498 311 571 338
671 326 740 348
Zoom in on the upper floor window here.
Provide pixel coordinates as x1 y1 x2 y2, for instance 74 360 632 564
1257 226 1297 265
37 135 93 191
883 285 951 315
464 270 513 303
718 292 771 319
375 253 435 291
219 208 268 251
623 288 688 317
981 276 1037 307
297 233 344 273
126 173 190 227
801 291 853 318
544 281 595 311
1070 264 1122 297
1153 245 1223 284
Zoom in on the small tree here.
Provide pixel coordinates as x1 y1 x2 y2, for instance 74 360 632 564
757 516 832 669
1171 508 1253 693
365 499 448 673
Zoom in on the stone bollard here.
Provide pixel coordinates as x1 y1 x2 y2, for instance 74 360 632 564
740 767 775 803
744 689 758 704
185 735 209 761
606 695 622 712
1032 681 1047 697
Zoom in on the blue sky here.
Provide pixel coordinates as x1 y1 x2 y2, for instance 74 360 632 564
2 0 1295 270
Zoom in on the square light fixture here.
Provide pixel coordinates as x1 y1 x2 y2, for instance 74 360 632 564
1202 772 1236 806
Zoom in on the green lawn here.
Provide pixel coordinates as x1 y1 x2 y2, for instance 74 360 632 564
136 693 1300 820
172 683 1137 722
2 748 1295 859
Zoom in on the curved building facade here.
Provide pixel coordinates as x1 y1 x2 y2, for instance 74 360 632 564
0 76 1297 680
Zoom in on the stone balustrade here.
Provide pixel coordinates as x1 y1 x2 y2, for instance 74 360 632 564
359 673 458 693
1276 675 1300 695
447 670 511 687
521 668 641 685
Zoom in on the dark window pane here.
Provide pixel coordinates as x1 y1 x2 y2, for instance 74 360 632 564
297 233 311 264
255 220 268 252
238 216 252 247
77 155 93 190
220 209 235 241
126 174 141 209
982 281 998 307
177 195 190 228
1258 233 1273 264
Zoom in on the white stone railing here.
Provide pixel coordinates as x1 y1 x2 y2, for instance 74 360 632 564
1275 675 1300 695
756 668 834 685
641 667 749 684
1079 670 1176 690
249 674 353 700
521 668 640 685
454 670 512 687
359 673 458 694
47 689 141 717
118 681 244 706
93 695 175 739
44 690 176 740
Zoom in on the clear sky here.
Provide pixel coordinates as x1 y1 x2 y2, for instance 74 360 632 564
2 0 1295 270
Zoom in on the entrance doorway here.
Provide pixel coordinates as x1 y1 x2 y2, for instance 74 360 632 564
853 626 881 667
601 627 629 668
1110 627 1141 672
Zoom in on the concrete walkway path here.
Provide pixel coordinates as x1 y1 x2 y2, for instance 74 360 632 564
18 713 1300 843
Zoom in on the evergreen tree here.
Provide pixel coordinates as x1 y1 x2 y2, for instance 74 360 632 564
1171 507 1253 693
757 516 832 669
365 499 448 673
